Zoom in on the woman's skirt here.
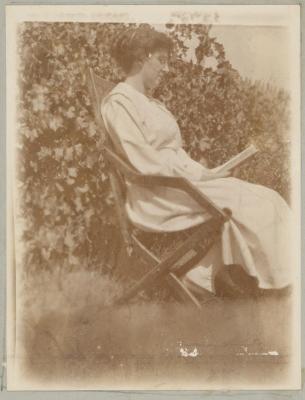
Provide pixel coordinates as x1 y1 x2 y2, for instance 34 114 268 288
126 177 293 292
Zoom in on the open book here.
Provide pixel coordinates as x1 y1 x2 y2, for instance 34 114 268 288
213 144 258 174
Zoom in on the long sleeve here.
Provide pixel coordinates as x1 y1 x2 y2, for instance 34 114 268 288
101 94 206 181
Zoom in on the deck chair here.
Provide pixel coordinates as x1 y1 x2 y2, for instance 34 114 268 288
86 67 232 308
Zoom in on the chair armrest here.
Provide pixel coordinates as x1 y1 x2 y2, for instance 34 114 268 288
104 147 229 221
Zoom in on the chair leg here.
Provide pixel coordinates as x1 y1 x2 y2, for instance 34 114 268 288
113 237 207 307
114 221 222 306
166 272 202 309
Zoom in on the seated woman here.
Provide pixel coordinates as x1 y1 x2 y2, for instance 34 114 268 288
101 24 293 296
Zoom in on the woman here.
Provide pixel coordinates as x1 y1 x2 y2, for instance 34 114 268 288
101 25 293 296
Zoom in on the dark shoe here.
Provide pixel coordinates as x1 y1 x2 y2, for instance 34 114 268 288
228 264 260 296
256 284 292 299
214 266 247 298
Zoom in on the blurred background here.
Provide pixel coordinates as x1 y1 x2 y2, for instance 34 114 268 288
16 22 291 273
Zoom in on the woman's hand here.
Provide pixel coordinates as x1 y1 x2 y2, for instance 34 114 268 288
200 169 230 181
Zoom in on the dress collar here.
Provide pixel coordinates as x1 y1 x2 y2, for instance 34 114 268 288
106 81 173 117
115 81 154 101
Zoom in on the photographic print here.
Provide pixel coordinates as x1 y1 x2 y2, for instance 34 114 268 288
6 4 301 390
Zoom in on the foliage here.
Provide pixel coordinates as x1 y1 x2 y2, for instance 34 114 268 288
17 22 291 272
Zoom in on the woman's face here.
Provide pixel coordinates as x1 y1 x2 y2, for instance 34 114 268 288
140 48 170 91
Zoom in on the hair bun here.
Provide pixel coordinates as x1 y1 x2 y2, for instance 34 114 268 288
110 24 173 73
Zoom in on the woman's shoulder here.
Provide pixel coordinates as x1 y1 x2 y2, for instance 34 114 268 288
102 82 141 110
101 82 144 125
102 82 129 102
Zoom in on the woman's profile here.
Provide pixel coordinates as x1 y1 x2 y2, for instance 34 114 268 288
101 24 293 297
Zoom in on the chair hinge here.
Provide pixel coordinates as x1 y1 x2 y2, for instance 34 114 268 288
223 207 232 220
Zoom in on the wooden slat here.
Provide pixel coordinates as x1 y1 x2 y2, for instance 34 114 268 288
114 218 222 305
131 234 160 265
108 171 133 251
166 273 202 309
121 235 202 308
86 68 114 135
175 239 219 277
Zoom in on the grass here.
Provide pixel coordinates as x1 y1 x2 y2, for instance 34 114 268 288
13 267 295 390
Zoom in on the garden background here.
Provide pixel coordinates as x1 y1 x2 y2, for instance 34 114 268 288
17 22 291 275
13 22 294 388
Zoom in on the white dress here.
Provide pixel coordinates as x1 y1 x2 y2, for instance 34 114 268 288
101 81 293 291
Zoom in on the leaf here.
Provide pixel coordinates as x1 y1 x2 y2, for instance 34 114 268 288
199 138 211 151
68 167 78 178
66 106 76 119
37 146 52 159
84 209 94 226
67 178 75 185
74 144 83 156
41 247 51 261
55 182 64 192
54 147 64 160
77 184 89 193
69 254 79 266
76 116 88 129
49 115 63 131
74 197 83 212
32 94 46 112
64 231 74 247
87 121 97 137
65 147 74 161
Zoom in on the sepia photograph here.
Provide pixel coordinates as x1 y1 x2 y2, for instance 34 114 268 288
5 4 301 391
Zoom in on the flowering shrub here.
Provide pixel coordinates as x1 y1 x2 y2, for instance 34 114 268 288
17 22 291 272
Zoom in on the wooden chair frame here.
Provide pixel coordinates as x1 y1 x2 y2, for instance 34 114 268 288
86 67 232 308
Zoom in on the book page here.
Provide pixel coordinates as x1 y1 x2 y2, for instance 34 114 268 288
215 144 258 173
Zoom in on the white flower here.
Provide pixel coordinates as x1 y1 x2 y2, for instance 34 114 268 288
204 56 218 71
33 84 49 95
66 87 74 98
67 178 75 185
68 167 78 178
74 197 83 212
74 144 83 156
64 232 74 247
37 146 52 159
32 94 46 112
55 183 64 192
84 209 94 226
30 161 38 172
65 147 74 161
77 184 89 193
76 116 88 129
23 127 39 140
54 44 65 56
66 106 75 119
69 254 79 266
87 122 97 137
54 147 64 160
49 116 63 131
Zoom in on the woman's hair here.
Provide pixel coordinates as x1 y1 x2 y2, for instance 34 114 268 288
110 24 173 73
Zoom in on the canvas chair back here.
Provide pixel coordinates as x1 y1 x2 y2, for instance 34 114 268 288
86 67 134 252
86 68 115 138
